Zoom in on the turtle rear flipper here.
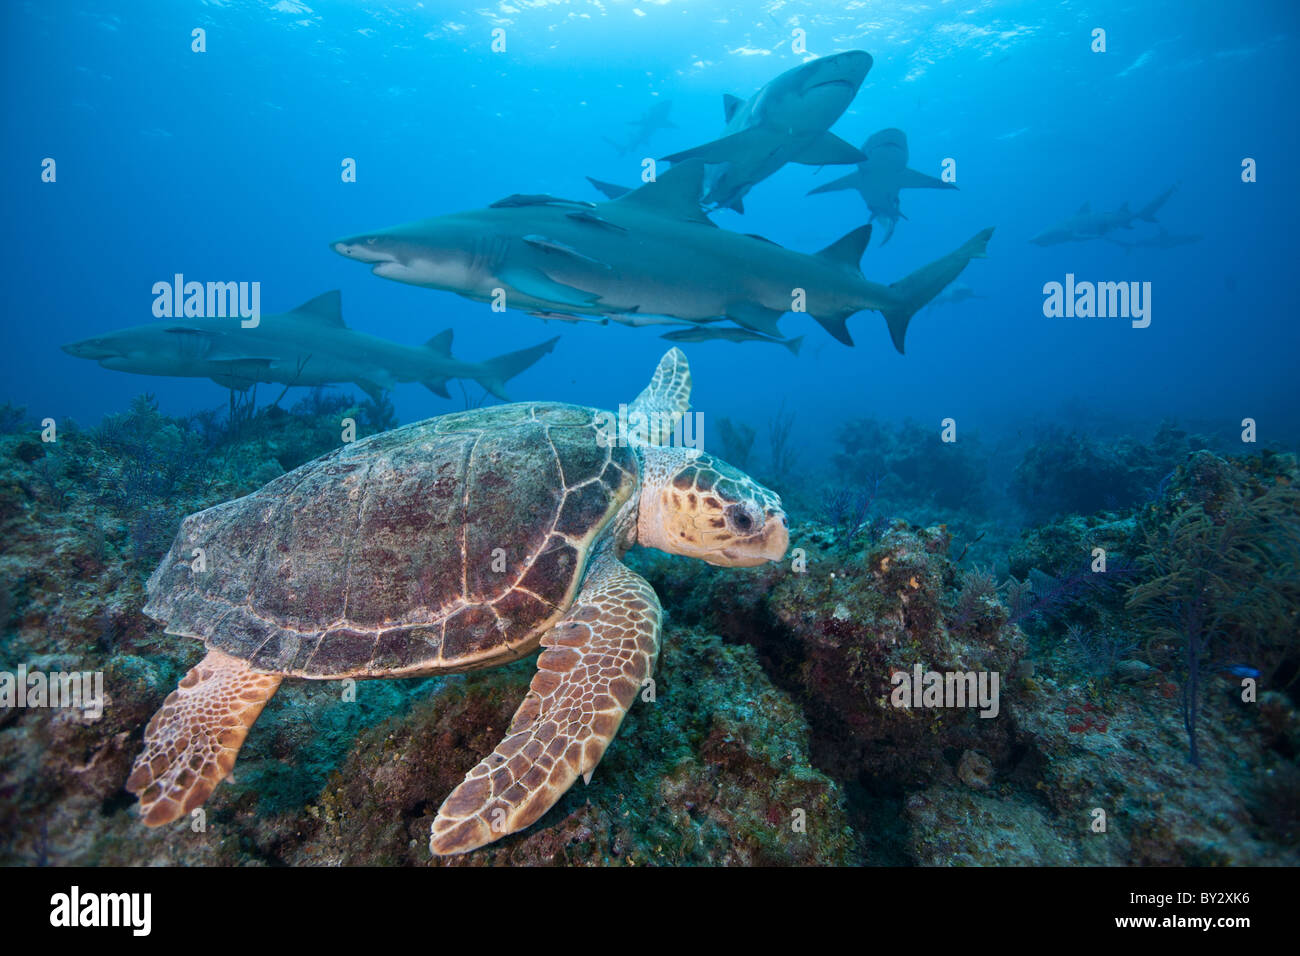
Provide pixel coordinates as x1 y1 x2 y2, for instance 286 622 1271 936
430 552 661 856
127 649 282 826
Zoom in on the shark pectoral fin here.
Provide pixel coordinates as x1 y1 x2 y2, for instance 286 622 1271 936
423 378 451 399
209 374 254 391
899 167 957 190
728 196 745 214
807 171 862 196
725 302 785 338
355 379 387 403
790 132 867 166
289 290 346 327
662 128 765 166
425 329 454 357
722 93 744 122
816 225 873 271
499 266 601 309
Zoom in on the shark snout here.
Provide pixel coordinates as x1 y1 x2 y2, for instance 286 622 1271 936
809 50 873 89
330 235 397 265
62 339 115 360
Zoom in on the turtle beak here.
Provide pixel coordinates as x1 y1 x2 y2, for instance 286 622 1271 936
757 511 789 562
719 510 788 566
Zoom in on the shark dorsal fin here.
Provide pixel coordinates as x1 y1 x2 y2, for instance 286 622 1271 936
1077 201 1091 214
612 160 713 224
816 224 873 271
425 329 454 356
722 93 743 122
290 290 345 327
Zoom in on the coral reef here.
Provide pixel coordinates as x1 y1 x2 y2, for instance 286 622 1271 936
1 396 1296 867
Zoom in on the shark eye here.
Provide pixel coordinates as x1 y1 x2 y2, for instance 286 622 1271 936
725 504 754 534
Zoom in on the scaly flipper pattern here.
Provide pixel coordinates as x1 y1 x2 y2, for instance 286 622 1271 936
126 649 282 826
626 346 691 443
430 552 662 855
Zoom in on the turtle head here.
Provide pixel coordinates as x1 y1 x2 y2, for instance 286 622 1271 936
636 446 788 567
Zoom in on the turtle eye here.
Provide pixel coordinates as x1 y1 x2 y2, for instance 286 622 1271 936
725 504 755 534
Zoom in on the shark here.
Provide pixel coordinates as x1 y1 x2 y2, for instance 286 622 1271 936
659 51 873 213
1105 226 1203 253
604 100 677 157
923 282 984 310
332 160 995 352
660 326 804 355
806 128 958 244
61 290 558 401
1029 184 1179 246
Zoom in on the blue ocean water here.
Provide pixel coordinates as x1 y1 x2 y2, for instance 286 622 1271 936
4 0 1300 877
5 0 1297 455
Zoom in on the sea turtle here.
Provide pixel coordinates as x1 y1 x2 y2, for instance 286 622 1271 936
126 348 788 854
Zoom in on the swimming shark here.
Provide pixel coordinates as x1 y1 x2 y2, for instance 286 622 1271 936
1105 226 1203 253
660 326 804 355
61 291 558 400
923 282 984 310
806 128 958 244
1029 184 1179 246
660 51 872 213
604 100 677 157
332 160 994 352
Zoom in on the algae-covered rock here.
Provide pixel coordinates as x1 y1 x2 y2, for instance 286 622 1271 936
301 631 852 866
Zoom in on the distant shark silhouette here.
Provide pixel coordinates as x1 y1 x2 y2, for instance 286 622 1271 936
604 100 677 157
62 291 557 401
923 282 984 310
333 160 995 352
1105 226 1203 253
807 128 958 244
1030 184 1178 246
659 325 804 355
660 51 872 213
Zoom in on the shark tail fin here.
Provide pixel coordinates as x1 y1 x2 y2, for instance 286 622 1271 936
470 336 560 401
1137 184 1177 223
807 171 861 197
879 227 994 354
879 217 899 245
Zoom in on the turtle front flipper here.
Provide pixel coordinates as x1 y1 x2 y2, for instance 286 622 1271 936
626 346 691 444
126 649 282 826
430 551 662 855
